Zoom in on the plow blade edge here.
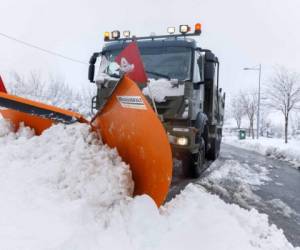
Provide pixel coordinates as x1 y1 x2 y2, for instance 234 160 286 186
0 92 87 134
92 76 173 206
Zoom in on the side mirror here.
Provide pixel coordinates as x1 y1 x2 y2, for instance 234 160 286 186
205 51 216 63
204 51 217 81
88 52 100 83
88 64 95 82
204 63 215 81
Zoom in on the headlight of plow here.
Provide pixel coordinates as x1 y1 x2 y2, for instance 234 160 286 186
175 137 189 146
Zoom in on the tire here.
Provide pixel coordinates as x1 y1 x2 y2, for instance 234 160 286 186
182 143 205 178
206 138 220 161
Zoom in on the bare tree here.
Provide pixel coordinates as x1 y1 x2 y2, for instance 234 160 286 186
290 112 300 136
27 71 46 97
8 71 46 98
6 70 95 116
266 67 300 143
240 91 258 139
78 85 96 118
258 104 270 136
47 75 74 107
230 95 244 129
8 71 27 95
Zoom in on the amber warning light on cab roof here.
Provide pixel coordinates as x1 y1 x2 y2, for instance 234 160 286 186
195 23 202 34
103 23 202 42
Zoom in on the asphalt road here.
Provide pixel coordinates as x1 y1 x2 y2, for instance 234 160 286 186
167 143 300 247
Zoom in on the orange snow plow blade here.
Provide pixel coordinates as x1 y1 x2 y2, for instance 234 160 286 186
0 92 88 134
92 76 173 206
0 77 172 206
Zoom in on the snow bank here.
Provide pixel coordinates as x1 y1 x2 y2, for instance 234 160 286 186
267 199 299 218
83 184 298 250
205 159 271 186
143 79 184 102
200 159 272 210
0 119 298 250
0 120 133 250
159 185 298 250
224 135 300 168
0 120 133 206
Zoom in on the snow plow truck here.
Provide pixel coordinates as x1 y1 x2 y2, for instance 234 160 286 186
0 23 225 207
88 24 225 177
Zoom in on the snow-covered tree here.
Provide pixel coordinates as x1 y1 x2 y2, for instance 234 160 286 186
240 91 258 139
266 66 300 143
6 71 95 118
230 95 244 129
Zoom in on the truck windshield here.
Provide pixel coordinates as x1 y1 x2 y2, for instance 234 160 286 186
102 46 192 81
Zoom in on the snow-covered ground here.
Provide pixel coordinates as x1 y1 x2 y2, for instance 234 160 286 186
224 135 300 168
200 158 272 210
0 118 299 250
201 145 300 246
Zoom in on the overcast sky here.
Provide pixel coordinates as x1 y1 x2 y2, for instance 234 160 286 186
1 0 300 100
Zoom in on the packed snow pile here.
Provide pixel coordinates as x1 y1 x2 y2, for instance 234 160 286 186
224 135 300 167
267 199 299 218
205 159 271 186
0 119 299 250
0 119 134 249
200 159 272 210
143 79 184 102
0 120 133 206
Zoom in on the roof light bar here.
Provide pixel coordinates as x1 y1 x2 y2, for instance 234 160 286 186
104 31 110 41
123 30 131 38
167 27 175 34
195 23 202 34
179 25 190 34
111 30 120 40
103 23 202 42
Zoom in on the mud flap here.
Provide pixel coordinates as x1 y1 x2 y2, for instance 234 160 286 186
0 92 88 134
92 76 173 207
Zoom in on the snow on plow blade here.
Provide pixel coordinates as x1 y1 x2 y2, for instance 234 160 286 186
0 77 172 206
92 76 173 206
0 92 88 134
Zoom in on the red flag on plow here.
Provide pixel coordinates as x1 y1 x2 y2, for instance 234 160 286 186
115 42 148 84
0 76 7 93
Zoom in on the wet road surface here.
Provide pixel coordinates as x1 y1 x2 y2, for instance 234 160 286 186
167 143 300 247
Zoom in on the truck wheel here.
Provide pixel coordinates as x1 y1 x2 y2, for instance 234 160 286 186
182 146 205 178
206 138 220 161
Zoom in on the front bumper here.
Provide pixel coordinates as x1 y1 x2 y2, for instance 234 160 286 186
166 126 199 156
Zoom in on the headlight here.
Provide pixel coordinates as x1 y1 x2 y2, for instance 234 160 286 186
176 137 188 146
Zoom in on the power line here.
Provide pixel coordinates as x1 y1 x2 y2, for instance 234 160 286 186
0 32 88 65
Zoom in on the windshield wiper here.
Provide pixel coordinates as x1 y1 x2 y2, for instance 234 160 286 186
146 71 171 80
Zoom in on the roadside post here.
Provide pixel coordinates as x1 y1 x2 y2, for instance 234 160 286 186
239 129 246 140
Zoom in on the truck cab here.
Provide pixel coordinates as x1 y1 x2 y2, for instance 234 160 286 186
89 24 225 177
